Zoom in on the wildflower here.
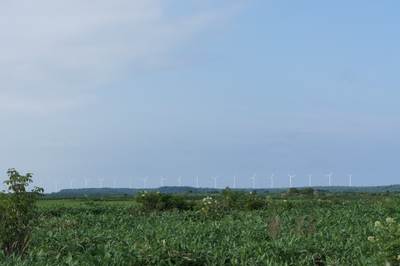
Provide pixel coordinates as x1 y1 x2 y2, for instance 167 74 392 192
397 255 400 261
386 217 395 224
375 221 382 227
367 236 375 242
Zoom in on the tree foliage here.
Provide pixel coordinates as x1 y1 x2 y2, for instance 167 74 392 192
0 168 43 256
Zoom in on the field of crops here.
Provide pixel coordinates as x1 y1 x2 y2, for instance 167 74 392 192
1 192 400 266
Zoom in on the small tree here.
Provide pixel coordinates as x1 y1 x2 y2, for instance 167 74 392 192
0 168 43 256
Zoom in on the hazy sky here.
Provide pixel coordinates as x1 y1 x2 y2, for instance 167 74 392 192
1 1 399 192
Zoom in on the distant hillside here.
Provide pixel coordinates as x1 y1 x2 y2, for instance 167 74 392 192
53 184 400 196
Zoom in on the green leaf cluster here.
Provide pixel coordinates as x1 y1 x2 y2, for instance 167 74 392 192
0 168 43 256
134 191 194 213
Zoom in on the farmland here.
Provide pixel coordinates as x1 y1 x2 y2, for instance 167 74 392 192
1 190 400 265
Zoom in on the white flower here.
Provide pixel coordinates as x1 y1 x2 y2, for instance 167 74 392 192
375 221 382 227
386 217 395 224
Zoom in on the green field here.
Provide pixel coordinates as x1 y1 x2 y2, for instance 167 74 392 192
2 191 400 265
36 199 135 208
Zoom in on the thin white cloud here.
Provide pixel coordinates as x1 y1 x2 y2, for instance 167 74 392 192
37 140 80 147
0 1 240 113
0 93 98 114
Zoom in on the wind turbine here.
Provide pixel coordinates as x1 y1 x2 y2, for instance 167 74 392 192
213 175 218 189
349 174 352 187
307 174 313 187
195 176 200 188
84 178 90 188
326 172 333 186
269 174 274 188
177 176 182 187
160 176 166 187
250 173 256 189
113 178 117 189
143 176 148 188
69 178 75 189
232 174 237 189
287 174 295 188
127 177 132 189
98 178 104 188
54 179 58 192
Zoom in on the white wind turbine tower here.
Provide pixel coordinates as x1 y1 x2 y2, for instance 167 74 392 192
232 174 237 189
177 176 182 187
69 178 75 189
326 172 333 186
143 176 148 188
250 173 256 189
287 174 295 188
160 176 166 187
195 176 200 188
349 174 352 187
307 174 313 187
98 178 104 188
84 178 90 188
127 177 132 189
213 175 218 189
269 174 274 188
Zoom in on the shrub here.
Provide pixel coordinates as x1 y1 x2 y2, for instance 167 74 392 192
199 196 221 219
300 188 315 196
244 190 266 210
134 191 193 213
0 168 43 256
220 187 245 210
220 188 267 211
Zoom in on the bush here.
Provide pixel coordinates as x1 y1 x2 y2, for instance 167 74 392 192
134 191 193 213
244 190 266 210
220 187 245 210
199 196 221 219
220 188 268 211
0 168 43 256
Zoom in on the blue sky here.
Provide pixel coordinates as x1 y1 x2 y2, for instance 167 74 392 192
1 1 399 192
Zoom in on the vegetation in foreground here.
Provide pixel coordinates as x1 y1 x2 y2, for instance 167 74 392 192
1 169 400 265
